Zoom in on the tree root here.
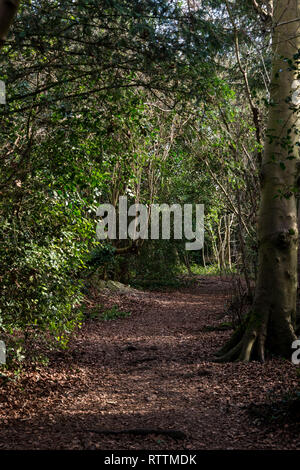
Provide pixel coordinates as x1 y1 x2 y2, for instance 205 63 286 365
215 321 246 358
215 306 297 362
215 311 267 363
215 331 262 363
84 428 186 439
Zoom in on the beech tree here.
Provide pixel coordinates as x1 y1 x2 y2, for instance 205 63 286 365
217 0 300 361
0 0 20 47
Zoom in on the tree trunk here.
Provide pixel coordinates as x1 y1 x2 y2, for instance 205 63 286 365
184 252 192 276
0 0 20 48
217 0 300 362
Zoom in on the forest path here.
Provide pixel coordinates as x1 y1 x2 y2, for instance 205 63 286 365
0 276 299 450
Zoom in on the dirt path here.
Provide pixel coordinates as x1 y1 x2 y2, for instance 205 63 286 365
0 277 299 450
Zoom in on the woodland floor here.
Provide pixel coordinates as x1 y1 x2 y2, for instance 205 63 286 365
0 276 300 450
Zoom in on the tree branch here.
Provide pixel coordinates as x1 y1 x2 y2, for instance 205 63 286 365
225 0 262 164
251 0 273 22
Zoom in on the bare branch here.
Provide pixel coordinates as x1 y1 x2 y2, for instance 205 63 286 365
276 17 300 28
251 0 273 21
225 0 262 163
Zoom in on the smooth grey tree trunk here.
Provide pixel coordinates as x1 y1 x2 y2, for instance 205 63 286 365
218 0 300 361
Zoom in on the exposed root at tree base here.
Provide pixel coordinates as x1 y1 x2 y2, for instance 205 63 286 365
215 308 269 362
215 310 297 363
84 428 187 439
